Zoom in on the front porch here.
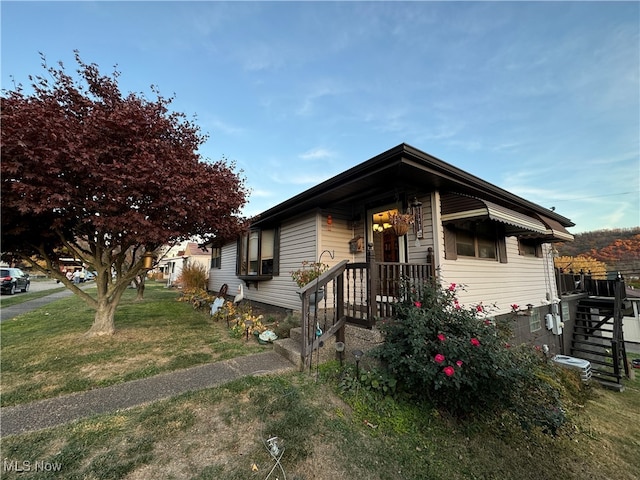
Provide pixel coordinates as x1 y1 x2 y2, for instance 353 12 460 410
279 247 435 370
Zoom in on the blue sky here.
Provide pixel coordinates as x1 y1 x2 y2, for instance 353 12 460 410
2 1 639 233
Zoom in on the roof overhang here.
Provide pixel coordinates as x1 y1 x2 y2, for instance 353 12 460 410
250 144 575 238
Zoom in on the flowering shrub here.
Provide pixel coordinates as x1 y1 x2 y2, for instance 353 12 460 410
218 301 267 339
290 261 329 288
373 279 575 434
177 288 215 310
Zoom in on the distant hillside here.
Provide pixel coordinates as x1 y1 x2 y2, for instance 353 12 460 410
555 227 640 277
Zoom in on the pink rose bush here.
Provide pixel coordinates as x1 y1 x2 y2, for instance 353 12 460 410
373 278 574 434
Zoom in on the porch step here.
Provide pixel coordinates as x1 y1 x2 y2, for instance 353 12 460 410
274 324 385 372
570 347 613 361
273 338 303 371
571 339 612 349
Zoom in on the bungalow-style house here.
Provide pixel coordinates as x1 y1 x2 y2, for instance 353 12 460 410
208 144 575 364
156 241 210 287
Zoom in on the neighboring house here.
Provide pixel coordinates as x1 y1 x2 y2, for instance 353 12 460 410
157 241 210 287
208 143 575 347
623 286 640 347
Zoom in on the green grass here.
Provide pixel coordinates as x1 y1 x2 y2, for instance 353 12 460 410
1 369 638 480
0 283 268 407
1 285 639 479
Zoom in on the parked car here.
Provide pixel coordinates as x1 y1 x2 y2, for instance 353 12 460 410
0 268 30 295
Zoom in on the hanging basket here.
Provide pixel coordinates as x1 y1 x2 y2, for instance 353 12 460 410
392 222 410 236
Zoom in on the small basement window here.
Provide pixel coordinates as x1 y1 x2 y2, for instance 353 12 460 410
529 309 542 332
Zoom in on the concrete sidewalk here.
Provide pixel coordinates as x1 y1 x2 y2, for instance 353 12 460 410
0 351 296 437
0 283 92 322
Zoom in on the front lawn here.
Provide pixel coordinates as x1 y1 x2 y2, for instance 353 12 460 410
0 283 269 407
1 283 638 479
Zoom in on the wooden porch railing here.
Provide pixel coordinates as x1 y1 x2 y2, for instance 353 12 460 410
298 248 435 368
299 260 348 370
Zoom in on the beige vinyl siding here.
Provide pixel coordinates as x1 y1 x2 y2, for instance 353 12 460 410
319 207 367 264
208 242 244 295
438 233 558 312
407 195 435 263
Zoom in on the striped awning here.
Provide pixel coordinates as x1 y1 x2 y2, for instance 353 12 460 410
441 193 549 236
535 214 574 242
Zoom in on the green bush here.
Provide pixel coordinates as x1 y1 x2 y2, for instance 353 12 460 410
372 279 577 434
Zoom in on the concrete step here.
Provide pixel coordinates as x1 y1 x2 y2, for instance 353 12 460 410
277 324 385 369
290 326 302 344
273 338 302 371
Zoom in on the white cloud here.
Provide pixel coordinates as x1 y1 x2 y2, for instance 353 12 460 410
299 148 335 161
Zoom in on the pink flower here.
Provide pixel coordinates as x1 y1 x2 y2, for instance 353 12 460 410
476 304 484 312
511 304 519 312
434 353 445 364
470 338 480 347
443 366 455 377
437 333 446 342
484 319 491 326
414 301 422 308
456 360 463 367
505 343 511 349
448 283 457 291
454 300 461 310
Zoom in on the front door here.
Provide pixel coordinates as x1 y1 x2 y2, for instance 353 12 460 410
382 229 399 262
369 207 404 263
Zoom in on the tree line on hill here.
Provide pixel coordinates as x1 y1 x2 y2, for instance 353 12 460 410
554 227 640 279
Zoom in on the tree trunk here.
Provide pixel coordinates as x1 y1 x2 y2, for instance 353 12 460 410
135 276 146 301
85 300 118 337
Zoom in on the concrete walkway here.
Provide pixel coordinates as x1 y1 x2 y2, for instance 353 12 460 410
0 285 297 437
0 281 92 322
1 351 295 437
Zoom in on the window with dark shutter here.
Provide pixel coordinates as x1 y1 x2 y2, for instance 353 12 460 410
236 227 280 277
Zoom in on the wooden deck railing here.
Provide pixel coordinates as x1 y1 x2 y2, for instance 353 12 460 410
556 269 626 298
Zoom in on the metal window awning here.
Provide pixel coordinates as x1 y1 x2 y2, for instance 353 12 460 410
535 214 575 242
441 193 549 236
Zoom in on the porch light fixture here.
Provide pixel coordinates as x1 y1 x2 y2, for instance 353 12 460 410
372 212 393 233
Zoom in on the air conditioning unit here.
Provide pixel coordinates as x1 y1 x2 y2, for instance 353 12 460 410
552 355 592 382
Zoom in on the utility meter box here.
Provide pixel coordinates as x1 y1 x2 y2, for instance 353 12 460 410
552 355 592 382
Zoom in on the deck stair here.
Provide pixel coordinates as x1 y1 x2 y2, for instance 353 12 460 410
570 292 628 391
